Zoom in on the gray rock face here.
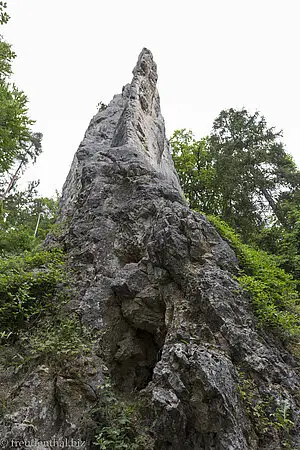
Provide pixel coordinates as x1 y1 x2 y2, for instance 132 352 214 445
1 49 299 449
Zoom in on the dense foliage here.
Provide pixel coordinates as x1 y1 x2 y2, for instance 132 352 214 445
209 216 299 341
0 248 66 337
171 130 216 212
94 379 153 449
0 2 41 196
253 201 300 292
0 185 58 255
170 110 300 240
0 1 45 247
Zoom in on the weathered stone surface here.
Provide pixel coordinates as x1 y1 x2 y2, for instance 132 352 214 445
0 356 103 447
1 48 299 449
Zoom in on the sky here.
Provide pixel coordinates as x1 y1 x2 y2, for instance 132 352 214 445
3 0 300 197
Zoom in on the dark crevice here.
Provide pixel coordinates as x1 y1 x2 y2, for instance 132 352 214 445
105 289 167 393
111 325 166 392
53 376 66 431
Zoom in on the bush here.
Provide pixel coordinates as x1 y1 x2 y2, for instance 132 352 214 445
0 226 35 255
94 379 153 449
27 317 89 357
209 215 300 340
0 247 66 335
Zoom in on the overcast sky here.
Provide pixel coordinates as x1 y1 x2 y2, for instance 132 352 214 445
4 0 300 197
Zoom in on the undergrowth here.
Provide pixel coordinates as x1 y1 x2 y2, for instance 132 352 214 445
0 247 67 337
208 215 300 342
0 243 95 372
93 378 154 450
238 371 295 448
12 315 92 371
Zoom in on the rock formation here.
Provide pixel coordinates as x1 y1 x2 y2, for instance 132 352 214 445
1 48 299 449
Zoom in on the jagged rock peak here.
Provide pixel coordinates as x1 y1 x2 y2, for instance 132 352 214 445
133 47 157 76
59 48 182 220
111 48 165 157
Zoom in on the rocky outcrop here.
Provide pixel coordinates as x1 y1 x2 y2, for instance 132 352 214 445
1 49 299 449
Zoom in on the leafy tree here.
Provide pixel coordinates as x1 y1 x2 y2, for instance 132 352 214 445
0 2 42 212
254 198 300 291
171 110 300 301
0 2 57 256
170 130 217 211
171 109 300 240
279 205 300 288
209 109 300 235
0 184 58 255
0 5 73 377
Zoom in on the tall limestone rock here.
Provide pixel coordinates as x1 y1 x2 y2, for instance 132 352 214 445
1 49 299 449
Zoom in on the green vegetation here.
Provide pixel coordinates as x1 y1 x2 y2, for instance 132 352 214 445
209 216 299 341
0 248 66 337
27 317 89 360
0 188 58 255
238 371 295 448
171 110 300 241
0 3 63 347
10 315 92 373
0 1 42 200
0 1 55 256
94 378 153 450
0 240 92 373
254 202 300 293
171 130 216 212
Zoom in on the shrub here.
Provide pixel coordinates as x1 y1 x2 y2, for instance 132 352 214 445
94 378 153 449
209 215 300 340
26 317 90 360
0 247 67 335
